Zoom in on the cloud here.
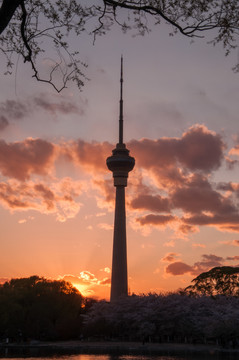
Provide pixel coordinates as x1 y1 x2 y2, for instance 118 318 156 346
166 261 193 275
220 240 239 246
100 267 111 273
136 214 176 226
34 183 56 211
0 116 9 131
192 243 206 248
176 125 224 172
94 179 114 202
0 178 82 222
0 99 28 120
229 145 239 157
98 223 113 231
166 254 224 276
177 224 198 235
70 140 112 173
130 125 224 187
33 94 83 115
59 271 111 297
0 94 85 119
0 126 237 235
226 256 239 261
183 213 239 232
162 253 180 262
98 278 111 285
171 174 236 215
131 194 170 213
0 138 55 180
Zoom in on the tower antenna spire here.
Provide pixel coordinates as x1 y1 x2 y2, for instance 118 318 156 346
119 55 123 144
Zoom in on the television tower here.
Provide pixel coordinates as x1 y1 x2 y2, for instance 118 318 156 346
106 57 135 302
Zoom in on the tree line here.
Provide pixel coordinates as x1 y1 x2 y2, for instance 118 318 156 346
0 267 239 347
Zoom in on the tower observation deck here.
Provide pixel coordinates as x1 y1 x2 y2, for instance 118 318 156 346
106 57 135 302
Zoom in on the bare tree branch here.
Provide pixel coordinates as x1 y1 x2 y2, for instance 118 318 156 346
0 0 239 91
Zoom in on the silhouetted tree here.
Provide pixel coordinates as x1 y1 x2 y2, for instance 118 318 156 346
0 276 86 341
0 1 239 91
184 266 239 297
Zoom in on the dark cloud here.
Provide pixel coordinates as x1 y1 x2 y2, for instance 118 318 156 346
166 254 224 276
166 262 193 275
162 253 179 262
0 100 28 119
33 95 82 115
227 256 239 261
130 125 224 179
98 278 111 285
131 194 170 213
176 125 224 172
0 94 85 128
178 224 198 234
0 138 55 180
136 214 175 226
183 213 239 232
171 175 236 215
217 182 234 192
0 116 9 131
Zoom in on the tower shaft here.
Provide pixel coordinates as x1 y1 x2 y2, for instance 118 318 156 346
106 58 135 302
110 186 128 301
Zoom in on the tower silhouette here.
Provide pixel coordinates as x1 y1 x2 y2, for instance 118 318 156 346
106 57 135 302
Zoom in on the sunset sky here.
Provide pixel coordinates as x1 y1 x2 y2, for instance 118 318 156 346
0 11 239 300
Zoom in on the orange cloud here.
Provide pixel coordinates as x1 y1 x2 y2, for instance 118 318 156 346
0 125 238 235
69 140 112 173
0 178 82 222
229 145 239 156
59 271 110 298
192 243 206 248
98 223 113 230
0 138 55 180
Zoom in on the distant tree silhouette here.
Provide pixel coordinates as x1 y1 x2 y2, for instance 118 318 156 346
1 1 239 91
0 276 88 341
184 266 239 297
84 292 239 347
